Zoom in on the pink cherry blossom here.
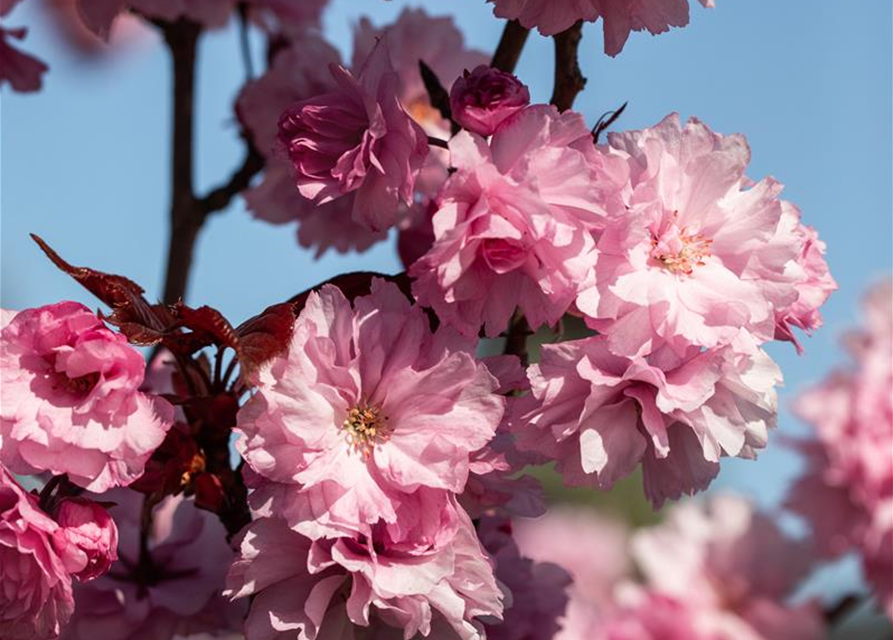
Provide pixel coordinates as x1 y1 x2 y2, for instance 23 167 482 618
53 497 118 583
450 65 531 137
770 202 836 351
61 490 245 640
631 494 825 640
0 302 175 492
1 0 49 93
577 114 818 358
411 104 627 337
278 36 429 232
488 0 714 57
237 37 387 256
1 465 80 640
236 279 505 542
512 333 780 507
787 280 893 617
227 508 503 640
458 354 545 520
477 517 571 640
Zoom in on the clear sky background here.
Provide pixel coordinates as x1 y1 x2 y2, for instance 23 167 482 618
1 0 891 610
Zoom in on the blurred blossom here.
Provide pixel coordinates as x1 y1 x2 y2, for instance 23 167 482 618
787 279 893 618
61 490 245 640
1 0 49 92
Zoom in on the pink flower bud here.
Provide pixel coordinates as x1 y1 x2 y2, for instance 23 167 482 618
449 65 530 136
53 497 118 582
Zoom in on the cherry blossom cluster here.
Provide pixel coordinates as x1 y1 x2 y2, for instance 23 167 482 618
514 494 826 640
2 1 869 639
786 280 893 619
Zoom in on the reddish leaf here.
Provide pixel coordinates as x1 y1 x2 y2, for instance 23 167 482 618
183 393 240 433
235 302 295 373
194 473 225 513
129 426 199 497
289 271 412 314
32 234 176 344
173 303 239 351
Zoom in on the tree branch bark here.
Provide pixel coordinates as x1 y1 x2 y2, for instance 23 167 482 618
491 19 530 74
160 20 202 305
550 21 587 112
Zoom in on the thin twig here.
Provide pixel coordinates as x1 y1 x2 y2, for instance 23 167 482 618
824 594 862 626
237 2 254 80
427 136 449 150
197 142 264 215
491 19 530 73
550 21 587 112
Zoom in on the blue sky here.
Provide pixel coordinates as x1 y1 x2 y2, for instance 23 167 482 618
1 0 891 515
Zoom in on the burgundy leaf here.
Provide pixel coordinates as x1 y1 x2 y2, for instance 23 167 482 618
235 302 295 373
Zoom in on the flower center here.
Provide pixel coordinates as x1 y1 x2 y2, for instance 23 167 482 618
407 98 444 129
342 403 391 457
649 219 712 275
63 372 100 397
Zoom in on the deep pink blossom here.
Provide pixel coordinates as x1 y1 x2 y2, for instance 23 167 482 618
450 66 530 137
352 8 487 142
488 0 714 56
0 302 175 492
278 36 429 232
512 333 780 507
246 0 329 34
236 279 505 542
478 517 571 640
631 494 825 639
353 8 489 256
787 280 893 617
61 491 245 640
1 465 80 640
577 114 819 358
1 0 49 93
53 497 118 583
411 104 627 337
76 0 235 39
237 37 387 255
398 200 437 269
227 508 503 640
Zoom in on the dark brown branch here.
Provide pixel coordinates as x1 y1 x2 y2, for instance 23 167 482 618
427 136 449 150
550 21 586 112
491 19 530 73
419 60 452 123
824 594 862 626
503 312 531 366
160 20 202 305
197 143 264 215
